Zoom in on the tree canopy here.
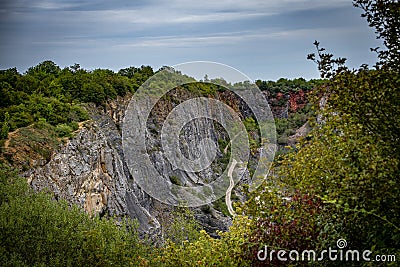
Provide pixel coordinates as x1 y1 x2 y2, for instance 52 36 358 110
0 1 399 266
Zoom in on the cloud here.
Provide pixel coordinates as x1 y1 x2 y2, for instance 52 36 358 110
86 0 349 26
2 0 350 24
111 26 353 49
0 0 379 80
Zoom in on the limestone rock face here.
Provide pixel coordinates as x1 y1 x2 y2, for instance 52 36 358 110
25 118 158 232
24 94 234 236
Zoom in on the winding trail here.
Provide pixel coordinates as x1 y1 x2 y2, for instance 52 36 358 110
222 132 243 216
225 158 237 216
3 128 21 149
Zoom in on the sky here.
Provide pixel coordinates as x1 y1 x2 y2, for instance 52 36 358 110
0 0 382 81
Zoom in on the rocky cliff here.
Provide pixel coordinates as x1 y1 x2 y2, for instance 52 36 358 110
20 92 236 238
3 83 307 239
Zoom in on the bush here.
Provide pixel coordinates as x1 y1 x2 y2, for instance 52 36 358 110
0 112 10 140
169 175 181 186
0 165 152 266
164 207 200 245
55 123 73 138
80 82 105 104
153 215 252 266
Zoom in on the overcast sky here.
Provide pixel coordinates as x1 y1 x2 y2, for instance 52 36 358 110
0 0 381 81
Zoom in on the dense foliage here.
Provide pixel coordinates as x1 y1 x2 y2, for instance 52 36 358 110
0 63 155 138
243 1 400 266
0 0 398 266
0 165 154 266
255 77 323 96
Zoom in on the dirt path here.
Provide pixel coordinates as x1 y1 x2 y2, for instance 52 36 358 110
3 128 20 149
225 158 237 217
223 137 240 217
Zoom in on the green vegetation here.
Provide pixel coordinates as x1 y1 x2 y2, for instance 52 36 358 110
163 206 200 245
153 215 252 266
155 1 399 265
0 62 155 138
255 77 324 97
0 63 155 169
0 112 10 140
0 165 153 266
0 0 399 266
243 1 400 266
169 175 181 186
183 82 221 96
212 196 230 217
275 108 310 145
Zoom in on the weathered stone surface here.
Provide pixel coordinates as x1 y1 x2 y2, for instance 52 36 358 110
24 93 234 237
24 97 159 233
287 121 311 145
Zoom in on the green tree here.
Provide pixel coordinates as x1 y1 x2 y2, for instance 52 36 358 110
0 82 12 108
242 1 400 265
26 60 61 78
153 215 252 267
0 165 152 266
354 0 400 70
15 75 39 94
164 207 200 245
0 112 10 140
80 82 105 104
0 68 19 88
118 66 138 78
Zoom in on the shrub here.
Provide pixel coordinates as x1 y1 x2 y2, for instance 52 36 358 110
0 165 152 266
153 215 252 266
55 123 73 138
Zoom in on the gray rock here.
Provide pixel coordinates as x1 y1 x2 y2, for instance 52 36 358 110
24 94 234 238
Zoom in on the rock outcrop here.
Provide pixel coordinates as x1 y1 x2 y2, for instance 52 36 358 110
23 92 237 237
25 118 159 232
287 121 311 145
